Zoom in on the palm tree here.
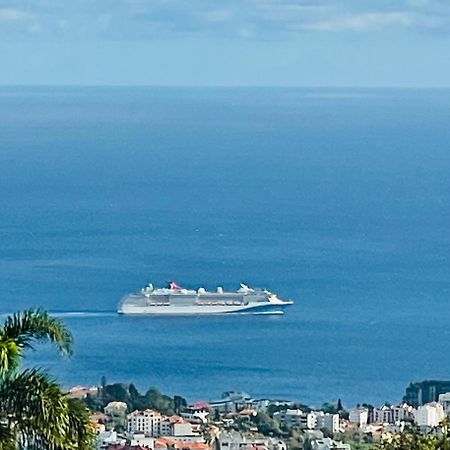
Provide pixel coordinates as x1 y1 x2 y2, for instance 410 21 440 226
0 309 94 450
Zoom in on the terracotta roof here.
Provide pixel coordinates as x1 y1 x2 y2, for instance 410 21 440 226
239 409 257 416
174 443 209 450
168 415 188 424
130 409 159 416
157 438 179 446
90 412 108 422
184 443 209 450
191 402 210 410
251 445 267 450
155 438 210 450
106 446 149 450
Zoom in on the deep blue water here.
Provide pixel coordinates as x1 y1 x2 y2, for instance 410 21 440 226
1 87 450 407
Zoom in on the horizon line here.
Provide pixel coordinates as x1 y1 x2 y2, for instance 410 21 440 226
1 84 450 90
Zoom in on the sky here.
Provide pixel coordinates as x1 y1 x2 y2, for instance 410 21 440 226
0 0 450 86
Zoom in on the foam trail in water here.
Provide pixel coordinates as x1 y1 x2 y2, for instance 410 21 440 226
0 311 282 320
49 311 117 318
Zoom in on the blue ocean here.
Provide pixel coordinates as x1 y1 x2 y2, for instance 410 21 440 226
1 87 449 407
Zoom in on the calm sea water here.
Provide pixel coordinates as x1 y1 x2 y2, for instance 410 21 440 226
1 87 450 407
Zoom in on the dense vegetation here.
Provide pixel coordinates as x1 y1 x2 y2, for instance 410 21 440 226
230 412 282 436
0 309 94 450
374 423 450 450
85 382 187 416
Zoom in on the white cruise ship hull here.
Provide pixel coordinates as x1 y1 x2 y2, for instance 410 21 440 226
118 300 293 316
118 283 294 316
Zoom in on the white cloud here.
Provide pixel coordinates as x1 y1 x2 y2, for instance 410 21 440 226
247 0 334 33
254 0 335 20
245 1 445 35
0 7 42 34
297 12 417 32
0 8 34 23
0 0 448 40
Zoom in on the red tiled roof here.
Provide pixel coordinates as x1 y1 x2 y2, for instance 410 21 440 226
157 438 179 446
106 446 150 450
168 415 188 424
155 438 209 450
191 402 210 410
174 443 209 450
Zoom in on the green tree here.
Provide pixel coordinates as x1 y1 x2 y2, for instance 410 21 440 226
174 395 187 414
286 428 303 450
143 387 176 415
0 309 94 450
321 402 338 414
251 412 282 436
103 383 131 404
437 417 450 450
85 382 187 416
129 384 140 401
375 426 437 450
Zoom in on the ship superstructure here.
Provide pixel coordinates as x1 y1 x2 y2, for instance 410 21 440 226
118 282 293 316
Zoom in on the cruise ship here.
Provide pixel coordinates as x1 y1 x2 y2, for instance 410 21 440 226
118 282 293 316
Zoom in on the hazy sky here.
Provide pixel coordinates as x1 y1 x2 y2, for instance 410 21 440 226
1 0 449 86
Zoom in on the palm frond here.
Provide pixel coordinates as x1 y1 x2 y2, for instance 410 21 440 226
0 339 21 379
0 369 72 450
0 309 73 375
64 398 96 450
0 423 15 450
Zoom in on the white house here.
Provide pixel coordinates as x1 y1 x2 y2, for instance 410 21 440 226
218 431 286 450
69 385 99 399
207 392 292 415
438 392 450 415
311 438 350 450
209 392 254 413
304 413 318 430
159 415 199 439
315 412 340 434
371 404 415 424
274 409 302 428
181 410 209 424
126 432 155 447
104 401 128 417
348 408 368 427
97 430 123 449
372 406 393 424
392 404 415 423
126 409 163 435
415 402 445 428
274 409 317 430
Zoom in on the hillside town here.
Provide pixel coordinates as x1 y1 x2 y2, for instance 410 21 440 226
68 381 450 450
